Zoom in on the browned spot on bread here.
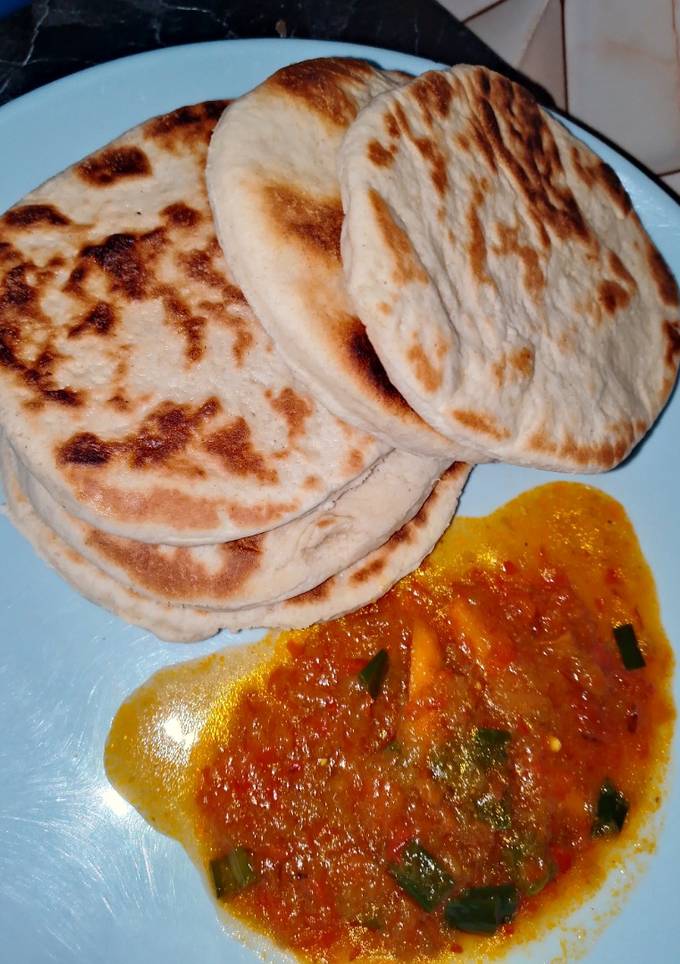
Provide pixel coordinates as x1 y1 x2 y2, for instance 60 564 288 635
492 221 544 301
161 290 206 362
204 417 278 484
452 408 510 441
645 240 679 307
87 529 264 602
468 69 591 248
608 250 636 287
179 248 225 288
384 110 400 140
79 228 166 300
344 448 364 475
68 302 116 338
267 58 372 127
269 386 313 442
346 321 403 404
411 71 453 123
413 135 448 195
510 346 535 377
467 184 494 288
77 146 151 186
368 139 396 167
663 320 680 368
3 204 71 228
0 264 82 407
200 300 253 366
596 162 632 216
350 557 386 584
144 100 230 149
58 397 220 468
161 202 202 228
598 279 631 315
287 579 332 604
529 423 634 469
305 474 321 490
407 343 442 392
265 183 343 261
368 189 428 284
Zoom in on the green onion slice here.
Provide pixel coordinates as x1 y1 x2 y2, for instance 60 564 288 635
445 884 519 934
613 624 646 670
473 728 512 768
358 649 389 699
210 847 259 900
592 779 629 836
388 839 454 911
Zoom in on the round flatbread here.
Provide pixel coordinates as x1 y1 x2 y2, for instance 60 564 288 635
0 100 384 545
207 58 460 458
339 65 680 471
1 438 469 641
14 440 449 610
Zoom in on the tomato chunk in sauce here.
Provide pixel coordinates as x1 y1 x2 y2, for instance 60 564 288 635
107 483 675 963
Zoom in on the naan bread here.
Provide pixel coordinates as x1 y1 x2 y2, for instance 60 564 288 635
14 439 449 610
1 438 469 641
0 100 384 545
339 66 680 471
207 58 460 458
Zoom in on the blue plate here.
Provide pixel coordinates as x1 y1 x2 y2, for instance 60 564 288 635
0 38 677 964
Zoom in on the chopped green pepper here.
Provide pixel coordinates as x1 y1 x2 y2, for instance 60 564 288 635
592 779 629 836
613 624 646 670
388 840 454 911
444 884 519 934
358 649 389 698
475 793 512 830
210 847 259 900
473 727 512 768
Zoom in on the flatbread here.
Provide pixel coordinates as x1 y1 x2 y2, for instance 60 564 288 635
14 439 449 610
0 100 385 545
339 65 680 471
1 438 469 641
207 58 462 458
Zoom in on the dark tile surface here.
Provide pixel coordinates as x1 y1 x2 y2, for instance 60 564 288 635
0 0 553 108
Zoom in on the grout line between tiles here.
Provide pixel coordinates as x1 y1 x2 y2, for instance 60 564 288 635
464 0 508 26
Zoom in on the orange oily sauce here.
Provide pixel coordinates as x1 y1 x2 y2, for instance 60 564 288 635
105 482 674 962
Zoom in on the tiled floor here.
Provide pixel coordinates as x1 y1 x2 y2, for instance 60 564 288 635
440 0 680 193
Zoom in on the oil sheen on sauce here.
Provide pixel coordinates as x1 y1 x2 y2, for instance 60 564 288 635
105 482 675 962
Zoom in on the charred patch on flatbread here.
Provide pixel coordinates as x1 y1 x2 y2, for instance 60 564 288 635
413 135 448 196
268 387 313 442
200 300 253 366
265 183 343 261
268 58 372 127
68 302 116 338
595 162 632 216
77 146 152 186
367 139 396 167
180 248 226 288
287 578 332 604
645 240 679 307
467 184 494 288
346 323 403 404
663 320 680 368
597 279 631 316
411 71 454 124
79 228 166 300
368 189 428 284
607 250 636 287
161 202 202 228
0 263 82 407
467 69 591 248
350 556 386 584
407 343 442 392
87 529 264 602
204 417 278 484
492 222 544 301
3 204 71 228
528 423 634 469
144 100 230 149
161 290 206 362
452 408 510 441
58 397 220 468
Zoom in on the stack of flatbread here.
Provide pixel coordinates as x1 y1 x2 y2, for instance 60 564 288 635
1 59 678 642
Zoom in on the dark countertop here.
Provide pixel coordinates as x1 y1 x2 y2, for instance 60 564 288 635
0 0 551 109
